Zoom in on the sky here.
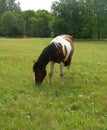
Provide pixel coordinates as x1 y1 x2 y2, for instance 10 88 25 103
16 0 58 12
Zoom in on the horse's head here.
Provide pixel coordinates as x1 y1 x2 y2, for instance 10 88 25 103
33 62 46 85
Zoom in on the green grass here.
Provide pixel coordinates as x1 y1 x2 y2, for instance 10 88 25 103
0 38 107 130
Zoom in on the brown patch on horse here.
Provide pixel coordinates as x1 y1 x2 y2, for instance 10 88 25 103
63 35 74 52
51 35 74 65
62 35 74 66
64 45 67 58
51 43 65 63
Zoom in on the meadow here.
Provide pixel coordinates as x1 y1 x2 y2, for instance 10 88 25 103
0 38 107 130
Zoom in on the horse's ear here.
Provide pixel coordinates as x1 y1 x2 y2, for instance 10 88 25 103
33 60 36 63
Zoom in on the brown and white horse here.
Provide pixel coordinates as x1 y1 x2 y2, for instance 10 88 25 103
33 34 74 85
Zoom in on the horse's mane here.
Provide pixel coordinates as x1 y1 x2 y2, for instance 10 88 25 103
37 42 57 68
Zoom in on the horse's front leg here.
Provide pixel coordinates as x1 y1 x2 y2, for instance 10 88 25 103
48 61 54 84
59 62 64 84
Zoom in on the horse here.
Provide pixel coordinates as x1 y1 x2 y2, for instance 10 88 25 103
33 34 74 85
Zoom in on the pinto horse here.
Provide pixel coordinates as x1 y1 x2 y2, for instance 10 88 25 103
33 34 74 85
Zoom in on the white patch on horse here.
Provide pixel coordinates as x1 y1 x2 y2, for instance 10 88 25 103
51 36 72 61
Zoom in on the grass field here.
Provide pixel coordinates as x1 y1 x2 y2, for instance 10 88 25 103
0 38 107 130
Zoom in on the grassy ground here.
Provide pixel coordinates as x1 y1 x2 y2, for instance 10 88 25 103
0 38 107 130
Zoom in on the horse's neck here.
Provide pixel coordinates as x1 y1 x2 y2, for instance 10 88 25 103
37 43 57 68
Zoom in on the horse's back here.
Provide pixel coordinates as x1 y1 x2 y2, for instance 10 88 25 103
50 34 74 64
62 35 74 51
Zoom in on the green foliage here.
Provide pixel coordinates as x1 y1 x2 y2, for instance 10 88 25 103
0 38 107 129
0 0 22 37
0 0 21 16
35 10 52 37
0 0 107 39
22 10 36 37
0 11 25 37
0 0 6 16
51 0 107 39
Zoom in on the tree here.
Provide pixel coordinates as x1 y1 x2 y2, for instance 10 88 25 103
51 0 82 38
0 11 25 37
0 0 21 17
35 10 52 37
29 17 37 37
80 0 94 39
0 0 21 36
51 0 107 39
22 10 36 37
0 0 7 16
92 0 107 39
22 9 53 37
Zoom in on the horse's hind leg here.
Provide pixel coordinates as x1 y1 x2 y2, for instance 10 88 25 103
49 61 54 84
59 62 64 84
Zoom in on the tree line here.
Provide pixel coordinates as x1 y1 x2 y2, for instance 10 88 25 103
0 0 53 37
0 0 107 39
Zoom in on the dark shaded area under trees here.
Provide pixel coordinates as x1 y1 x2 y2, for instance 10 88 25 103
0 0 107 40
